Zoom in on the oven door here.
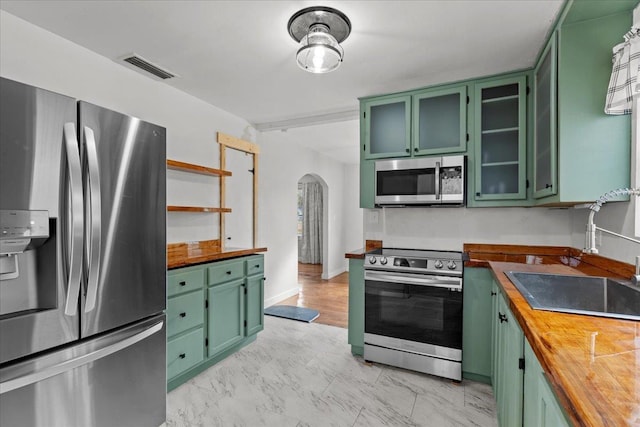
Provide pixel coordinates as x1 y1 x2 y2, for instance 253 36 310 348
364 270 463 360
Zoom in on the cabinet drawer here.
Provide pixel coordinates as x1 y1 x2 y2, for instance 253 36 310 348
208 259 244 285
167 328 204 380
167 268 204 296
245 255 264 276
167 290 204 337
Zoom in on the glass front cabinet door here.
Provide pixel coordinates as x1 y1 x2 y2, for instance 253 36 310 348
413 86 467 156
363 95 412 159
474 76 527 201
533 32 557 199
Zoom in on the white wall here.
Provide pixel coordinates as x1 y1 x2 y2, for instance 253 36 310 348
364 207 573 251
258 131 363 306
343 164 365 259
0 10 251 244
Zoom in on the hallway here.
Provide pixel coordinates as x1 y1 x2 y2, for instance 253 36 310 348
276 263 349 329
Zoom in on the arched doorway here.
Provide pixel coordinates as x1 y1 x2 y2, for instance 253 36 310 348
297 173 329 279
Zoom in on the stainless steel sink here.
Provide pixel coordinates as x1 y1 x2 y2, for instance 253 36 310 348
505 271 640 321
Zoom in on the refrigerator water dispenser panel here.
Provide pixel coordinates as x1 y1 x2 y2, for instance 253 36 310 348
0 210 49 280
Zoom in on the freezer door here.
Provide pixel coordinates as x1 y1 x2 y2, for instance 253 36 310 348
78 102 166 337
0 315 166 427
0 77 80 364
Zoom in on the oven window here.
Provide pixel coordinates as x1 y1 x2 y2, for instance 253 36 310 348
377 168 436 196
365 280 462 349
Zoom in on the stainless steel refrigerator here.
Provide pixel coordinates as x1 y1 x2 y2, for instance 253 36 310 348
0 77 167 427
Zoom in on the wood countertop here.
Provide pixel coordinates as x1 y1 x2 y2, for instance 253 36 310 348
168 239 267 269
465 244 638 427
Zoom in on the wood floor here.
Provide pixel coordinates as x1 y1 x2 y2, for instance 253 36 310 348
276 263 349 329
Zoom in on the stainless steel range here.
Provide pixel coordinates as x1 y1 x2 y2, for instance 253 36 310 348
364 248 463 381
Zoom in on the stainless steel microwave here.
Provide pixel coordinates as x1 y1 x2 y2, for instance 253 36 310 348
374 155 466 206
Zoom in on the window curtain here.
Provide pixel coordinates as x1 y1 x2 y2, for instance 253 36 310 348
605 26 640 115
298 182 323 264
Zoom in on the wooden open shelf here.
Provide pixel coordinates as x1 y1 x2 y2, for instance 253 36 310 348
167 159 231 177
167 206 232 213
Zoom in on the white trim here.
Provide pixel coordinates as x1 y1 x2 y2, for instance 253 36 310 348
264 286 300 308
253 109 359 132
323 267 346 280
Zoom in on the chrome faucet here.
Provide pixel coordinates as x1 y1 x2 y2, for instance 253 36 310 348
583 188 640 283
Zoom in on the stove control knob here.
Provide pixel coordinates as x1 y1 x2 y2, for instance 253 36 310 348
434 260 444 269
447 260 457 270
380 257 388 265
369 256 377 264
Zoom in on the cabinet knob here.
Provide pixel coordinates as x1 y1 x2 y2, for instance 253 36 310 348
405 148 410 153
179 281 186 286
255 264 260 268
226 271 232 275
179 353 186 359
476 192 481 197
179 312 186 318
414 148 418 152
545 184 552 189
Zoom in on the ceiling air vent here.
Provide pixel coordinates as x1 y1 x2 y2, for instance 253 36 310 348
119 53 178 80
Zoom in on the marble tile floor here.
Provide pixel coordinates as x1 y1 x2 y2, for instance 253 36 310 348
165 316 498 427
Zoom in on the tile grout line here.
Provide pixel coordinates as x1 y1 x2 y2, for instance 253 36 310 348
351 407 365 427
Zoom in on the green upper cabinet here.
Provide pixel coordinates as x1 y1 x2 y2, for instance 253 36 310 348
474 76 527 201
533 32 558 199
413 86 467 155
534 8 631 205
363 95 412 159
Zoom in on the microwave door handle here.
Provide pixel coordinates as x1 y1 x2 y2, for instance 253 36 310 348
63 123 84 316
435 161 441 200
84 126 101 313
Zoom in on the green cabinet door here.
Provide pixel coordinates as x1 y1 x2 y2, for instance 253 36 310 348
245 275 264 336
491 281 500 391
347 258 364 355
462 267 493 383
208 278 245 357
474 76 527 201
533 31 557 199
523 341 570 427
362 95 412 159
413 86 467 155
496 293 524 427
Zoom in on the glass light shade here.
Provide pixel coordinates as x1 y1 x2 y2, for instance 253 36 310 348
296 30 344 73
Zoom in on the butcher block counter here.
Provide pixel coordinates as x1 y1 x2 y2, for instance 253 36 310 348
465 244 638 427
168 239 267 269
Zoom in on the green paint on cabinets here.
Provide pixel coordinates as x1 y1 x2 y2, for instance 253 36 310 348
462 267 493 383
348 258 364 355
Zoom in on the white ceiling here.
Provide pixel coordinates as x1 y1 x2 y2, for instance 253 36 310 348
0 0 563 164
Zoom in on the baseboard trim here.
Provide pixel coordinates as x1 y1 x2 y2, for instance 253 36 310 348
264 286 300 307
323 267 346 280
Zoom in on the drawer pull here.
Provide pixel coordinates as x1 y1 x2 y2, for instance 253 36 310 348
179 312 186 318
179 281 186 286
255 264 260 268
226 271 232 275
179 353 186 359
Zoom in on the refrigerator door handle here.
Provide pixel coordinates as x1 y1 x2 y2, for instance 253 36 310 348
84 126 102 313
63 123 84 316
0 320 163 395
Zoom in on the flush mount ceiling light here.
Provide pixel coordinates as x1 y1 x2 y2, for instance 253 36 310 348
288 6 351 74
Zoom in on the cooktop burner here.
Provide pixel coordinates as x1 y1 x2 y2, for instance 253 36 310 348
365 248 464 276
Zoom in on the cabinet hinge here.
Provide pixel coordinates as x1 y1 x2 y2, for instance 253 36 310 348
363 111 366 119
363 144 366 152
466 96 470 104
519 358 525 371
526 86 530 95
244 320 247 327
205 300 208 308
205 338 208 347
244 287 247 295
526 179 530 189
466 133 469 142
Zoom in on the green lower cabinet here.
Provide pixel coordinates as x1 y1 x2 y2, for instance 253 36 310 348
208 279 245 356
462 268 493 383
496 293 524 427
347 258 364 355
166 254 265 391
491 281 500 389
245 275 264 336
523 341 570 427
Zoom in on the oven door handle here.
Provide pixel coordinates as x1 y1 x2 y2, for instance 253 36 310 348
365 271 462 290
